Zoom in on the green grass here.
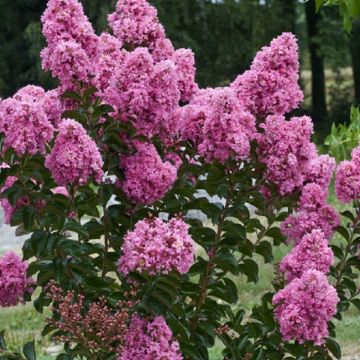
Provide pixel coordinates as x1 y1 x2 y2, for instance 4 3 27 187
0 304 54 359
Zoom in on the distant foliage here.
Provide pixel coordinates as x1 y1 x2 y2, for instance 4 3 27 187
316 0 360 31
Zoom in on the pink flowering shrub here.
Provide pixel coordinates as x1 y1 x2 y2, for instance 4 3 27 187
120 143 177 205
118 216 195 275
0 0 358 359
257 115 316 195
119 316 183 360
194 88 256 164
279 229 334 281
0 85 55 155
45 119 104 186
231 32 303 118
0 252 33 307
273 270 339 345
335 145 360 202
108 0 164 49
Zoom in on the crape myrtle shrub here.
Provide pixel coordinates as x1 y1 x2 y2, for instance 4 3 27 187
0 0 359 359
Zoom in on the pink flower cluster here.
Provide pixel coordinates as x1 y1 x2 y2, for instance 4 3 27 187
279 229 334 282
119 315 183 360
108 0 164 49
175 87 256 164
172 49 198 103
0 85 59 155
105 48 180 138
258 115 315 195
41 0 98 90
41 0 197 112
185 88 256 164
108 0 198 104
273 270 339 345
274 182 339 344
281 184 339 243
96 33 125 93
45 119 104 186
0 252 33 307
258 115 336 196
118 216 195 276
336 145 360 203
120 143 177 205
231 32 303 118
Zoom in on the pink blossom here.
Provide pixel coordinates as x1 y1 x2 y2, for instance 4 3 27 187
281 183 339 243
109 0 165 49
95 32 125 93
45 119 104 186
299 183 328 211
118 216 195 276
41 0 97 58
119 315 183 360
305 155 336 192
41 0 97 50
231 32 303 118
120 143 177 205
172 48 198 102
151 37 175 62
0 252 33 307
41 0 98 89
258 115 316 195
281 204 339 243
273 269 339 345
42 88 64 127
193 88 256 163
176 104 207 144
105 47 153 118
105 48 180 138
279 229 334 282
43 40 94 89
335 145 360 203
0 85 54 155
0 176 19 225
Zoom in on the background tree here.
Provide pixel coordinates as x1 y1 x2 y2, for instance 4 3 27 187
350 19 360 105
306 0 328 131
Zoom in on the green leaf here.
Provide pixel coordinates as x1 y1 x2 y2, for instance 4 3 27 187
265 227 285 244
341 277 357 296
23 206 36 231
326 338 341 359
0 330 6 350
315 0 326 11
239 259 259 283
56 355 72 360
351 298 360 311
23 341 36 360
255 241 273 263
63 219 89 239
213 252 239 274
336 226 350 241
62 110 87 123
61 91 81 101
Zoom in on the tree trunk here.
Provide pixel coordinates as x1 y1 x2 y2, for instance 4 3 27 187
350 19 360 106
305 0 328 131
